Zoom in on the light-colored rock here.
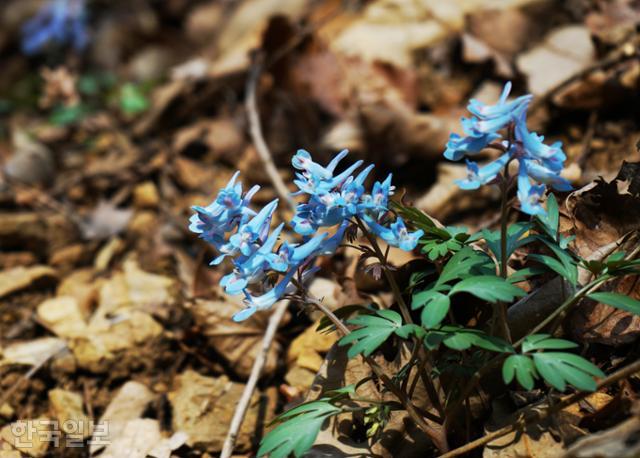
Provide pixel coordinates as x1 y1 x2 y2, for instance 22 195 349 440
133 181 160 208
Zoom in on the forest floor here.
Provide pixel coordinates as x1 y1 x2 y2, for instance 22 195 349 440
1 0 640 457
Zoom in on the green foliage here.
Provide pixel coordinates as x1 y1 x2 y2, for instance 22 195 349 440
502 334 604 392
119 83 150 115
316 304 371 334
588 292 640 315
521 334 578 352
49 104 90 126
532 352 604 392
528 238 578 285
448 276 526 303
392 201 469 260
583 253 640 277
482 222 533 261
425 326 513 353
339 309 403 358
502 355 537 390
258 400 341 458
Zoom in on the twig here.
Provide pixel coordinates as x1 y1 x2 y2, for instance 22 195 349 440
438 358 640 458
245 52 297 213
220 300 290 458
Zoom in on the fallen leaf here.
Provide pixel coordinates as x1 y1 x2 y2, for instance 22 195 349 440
90 381 156 455
191 299 281 379
168 370 275 452
0 418 52 458
0 338 67 367
80 201 133 241
48 389 92 438
37 296 87 339
0 266 57 299
517 25 595 95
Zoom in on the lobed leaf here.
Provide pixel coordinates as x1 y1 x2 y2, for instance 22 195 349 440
448 276 526 303
588 292 640 316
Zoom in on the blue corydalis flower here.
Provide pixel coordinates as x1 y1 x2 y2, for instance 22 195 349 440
443 81 571 215
22 0 89 55
191 150 422 321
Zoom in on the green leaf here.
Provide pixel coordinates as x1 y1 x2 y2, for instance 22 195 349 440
49 103 90 126
119 83 149 115
449 276 526 303
420 293 451 329
522 334 578 352
339 310 403 358
536 194 560 240
588 292 640 315
533 352 604 392
502 355 537 390
482 222 533 261
436 247 493 286
529 238 578 285
259 400 341 457
426 326 514 353
316 304 370 333
508 266 546 284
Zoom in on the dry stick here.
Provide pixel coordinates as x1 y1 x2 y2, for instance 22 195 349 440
245 52 297 213
220 300 290 458
438 358 640 458
307 297 449 452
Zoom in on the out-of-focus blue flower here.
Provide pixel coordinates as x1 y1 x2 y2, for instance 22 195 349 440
443 82 571 215
22 0 89 55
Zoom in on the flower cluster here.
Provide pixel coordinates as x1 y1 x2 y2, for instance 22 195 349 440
444 82 571 215
190 151 423 321
22 0 88 55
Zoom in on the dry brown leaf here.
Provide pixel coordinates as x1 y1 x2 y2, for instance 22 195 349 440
36 296 87 339
48 389 92 438
0 265 57 299
0 338 67 367
0 418 52 458
517 25 595 96
191 299 281 379
168 370 275 452
90 381 156 455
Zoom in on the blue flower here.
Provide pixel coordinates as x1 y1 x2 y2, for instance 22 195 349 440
455 154 510 190
443 82 571 216
189 172 259 248
22 0 89 55
363 216 424 251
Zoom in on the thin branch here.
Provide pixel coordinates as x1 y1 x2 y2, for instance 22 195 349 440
220 300 290 458
245 52 297 213
438 358 640 458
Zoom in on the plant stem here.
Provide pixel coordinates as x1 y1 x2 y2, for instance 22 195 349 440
494 173 513 343
354 217 446 416
306 296 449 451
447 274 610 422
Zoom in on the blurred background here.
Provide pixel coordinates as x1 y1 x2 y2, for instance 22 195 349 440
0 0 639 457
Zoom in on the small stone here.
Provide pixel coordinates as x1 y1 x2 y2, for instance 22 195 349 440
133 181 160 208
48 389 92 438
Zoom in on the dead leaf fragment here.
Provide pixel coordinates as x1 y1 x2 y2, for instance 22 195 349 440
0 338 67 367
37 296 87 339
168 370 272 452
90 381 156 455
0 265 57 299
517 25 595 95
48 389 92 438
0 418 51 458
